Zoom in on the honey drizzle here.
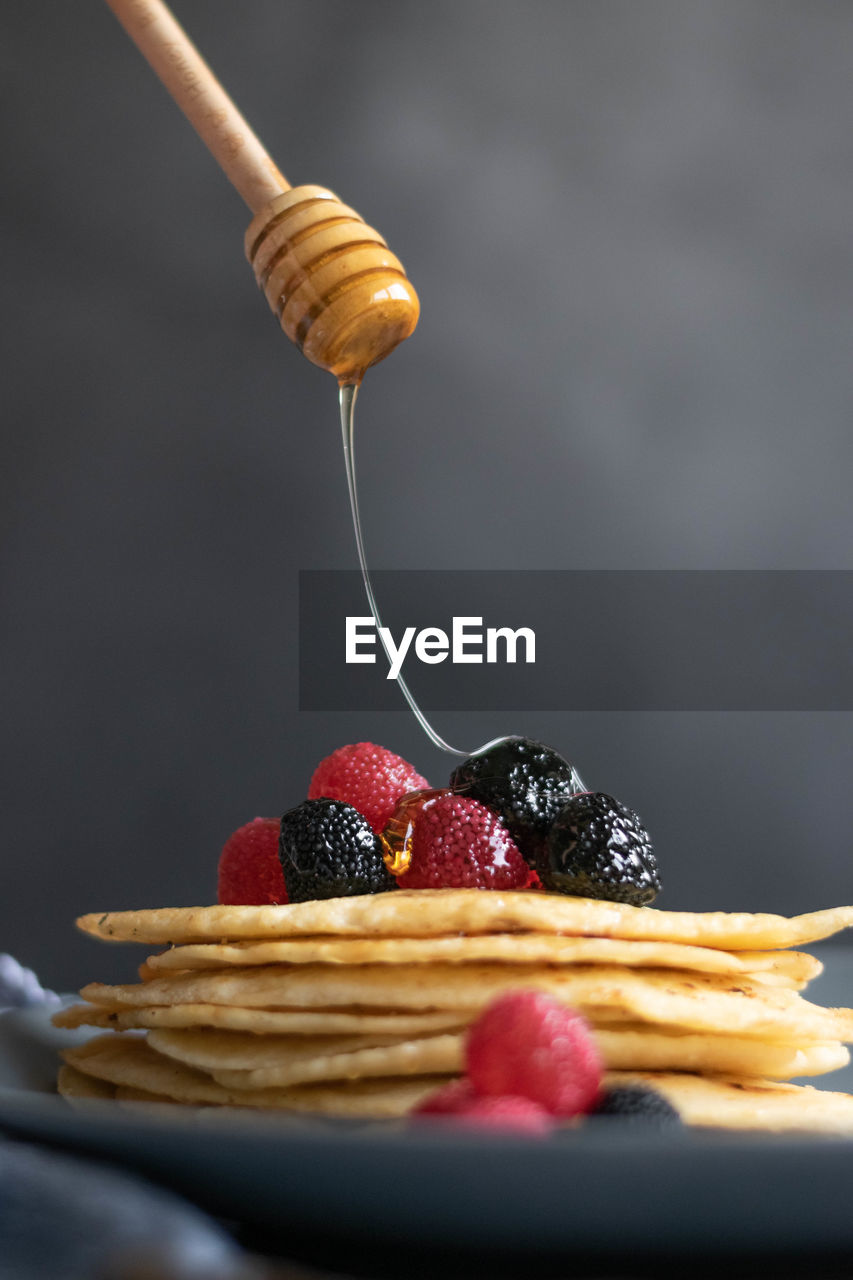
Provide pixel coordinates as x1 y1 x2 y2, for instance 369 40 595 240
338 384 590 793
378 787 449 874
338 382 469 757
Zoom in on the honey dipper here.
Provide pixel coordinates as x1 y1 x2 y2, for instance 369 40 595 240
104 0 419 384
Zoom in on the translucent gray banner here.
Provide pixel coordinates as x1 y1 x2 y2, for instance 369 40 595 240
299 570 853 711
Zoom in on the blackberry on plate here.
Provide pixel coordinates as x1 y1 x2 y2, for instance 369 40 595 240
448 736 578 865
590 1085 682 1128
279 799 396 903
540 791 659 906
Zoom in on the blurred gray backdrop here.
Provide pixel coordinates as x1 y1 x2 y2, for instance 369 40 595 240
1 0 852 989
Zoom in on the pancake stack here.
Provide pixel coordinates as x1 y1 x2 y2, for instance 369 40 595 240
55 889 853 1130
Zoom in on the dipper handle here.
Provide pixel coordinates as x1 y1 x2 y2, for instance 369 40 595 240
104 0 288 211
104 0 419 381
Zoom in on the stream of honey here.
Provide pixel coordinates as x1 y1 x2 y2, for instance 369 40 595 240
338 381 470 758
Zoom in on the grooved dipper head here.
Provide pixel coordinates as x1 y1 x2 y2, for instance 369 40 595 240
245 185 420 383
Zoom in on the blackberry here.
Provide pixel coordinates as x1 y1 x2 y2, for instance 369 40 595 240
541 792 659 905
590 1085 682 1128
279 799 396 903
448 736 578 865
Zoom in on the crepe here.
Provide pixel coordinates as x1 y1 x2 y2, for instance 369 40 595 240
141 934 822 986
54 1001 468 1037
62 1035 450 1116
610 1071 853 1133
77 892 853 950
77 963 853 1042
145 1023 847 1086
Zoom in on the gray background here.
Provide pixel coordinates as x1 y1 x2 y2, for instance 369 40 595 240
1 0 852 990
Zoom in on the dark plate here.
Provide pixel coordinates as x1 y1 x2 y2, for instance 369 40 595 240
2 954 853 1267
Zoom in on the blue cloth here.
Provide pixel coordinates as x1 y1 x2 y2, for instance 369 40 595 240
0 958 250 1280
0 1138 246 1280
0 956 59 1012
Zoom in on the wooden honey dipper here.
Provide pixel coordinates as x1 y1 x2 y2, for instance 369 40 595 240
104 0 419 384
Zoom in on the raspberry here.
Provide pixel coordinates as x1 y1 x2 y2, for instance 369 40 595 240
399 793 529 890
279 799 396 902
541 792 659 905
466 991 602 1117
308 742 430 834
217 818 287 906
450 1095 552 1134
413 1079 552 1134
413 1078 478 1115
448 736 578 865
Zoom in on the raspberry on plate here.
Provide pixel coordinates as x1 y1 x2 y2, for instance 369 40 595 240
217 817 287 906
399 792 530 890
413 1079 552 1134
308 742 430 834
279 798 396 903
466 990 603 1117
413 1078 479 1115
450 1094 553 1134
